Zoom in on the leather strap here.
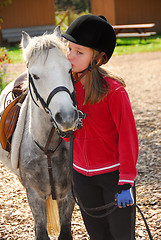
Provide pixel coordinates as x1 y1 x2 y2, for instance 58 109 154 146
34 126 62 200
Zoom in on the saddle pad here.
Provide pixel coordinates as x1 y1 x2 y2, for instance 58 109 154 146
11 94 29 170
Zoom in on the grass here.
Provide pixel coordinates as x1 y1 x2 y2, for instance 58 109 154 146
0 81 8 93
6 44 24 63
114 34 161 55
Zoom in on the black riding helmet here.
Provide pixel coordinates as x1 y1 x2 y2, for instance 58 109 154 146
62 14 116 61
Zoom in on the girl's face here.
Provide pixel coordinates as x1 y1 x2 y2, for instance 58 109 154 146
66 41 93 73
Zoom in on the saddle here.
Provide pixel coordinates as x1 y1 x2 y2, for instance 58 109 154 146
0 72 28 152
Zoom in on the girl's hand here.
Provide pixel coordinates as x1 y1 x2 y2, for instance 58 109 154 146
115 188 134 208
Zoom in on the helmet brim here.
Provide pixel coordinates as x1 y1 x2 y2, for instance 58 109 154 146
62 33 77 43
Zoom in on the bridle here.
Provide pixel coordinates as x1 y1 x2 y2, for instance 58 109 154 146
28 72 79 133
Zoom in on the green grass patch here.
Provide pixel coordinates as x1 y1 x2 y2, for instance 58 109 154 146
6 45 24 63
114 34 161 55
0 80 8 93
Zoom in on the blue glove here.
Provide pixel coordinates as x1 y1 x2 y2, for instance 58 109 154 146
115 188 134 208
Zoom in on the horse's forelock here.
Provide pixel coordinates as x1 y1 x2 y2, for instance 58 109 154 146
23 33 65 63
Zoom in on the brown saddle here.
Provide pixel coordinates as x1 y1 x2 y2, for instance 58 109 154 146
0 72 28 152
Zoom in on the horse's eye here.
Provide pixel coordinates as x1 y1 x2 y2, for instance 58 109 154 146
33 74 40 80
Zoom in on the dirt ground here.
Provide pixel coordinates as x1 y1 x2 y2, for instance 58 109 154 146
0 51 161 239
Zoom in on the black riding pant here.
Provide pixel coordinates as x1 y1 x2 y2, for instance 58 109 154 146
73 170 136 240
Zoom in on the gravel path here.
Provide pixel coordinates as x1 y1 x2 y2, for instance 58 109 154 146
0 51 161 239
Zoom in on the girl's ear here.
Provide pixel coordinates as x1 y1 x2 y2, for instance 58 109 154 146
102 54 108 64
96 58 102 66
90 51 107 70
96 52 108 66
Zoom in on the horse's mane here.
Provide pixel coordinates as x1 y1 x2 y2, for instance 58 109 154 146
22 33 65 63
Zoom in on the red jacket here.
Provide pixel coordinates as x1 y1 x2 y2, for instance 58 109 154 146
72 77 138 186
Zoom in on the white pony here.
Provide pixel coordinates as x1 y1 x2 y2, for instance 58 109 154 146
0 28 79 240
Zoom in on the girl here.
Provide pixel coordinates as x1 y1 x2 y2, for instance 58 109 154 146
62 14 138 240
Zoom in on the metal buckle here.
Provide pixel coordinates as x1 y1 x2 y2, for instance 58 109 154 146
76 110 87 129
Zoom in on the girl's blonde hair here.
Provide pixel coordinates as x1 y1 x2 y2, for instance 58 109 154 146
81 50 126 105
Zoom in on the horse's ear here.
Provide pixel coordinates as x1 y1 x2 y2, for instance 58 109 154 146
21 31 31 49
54 26 62 38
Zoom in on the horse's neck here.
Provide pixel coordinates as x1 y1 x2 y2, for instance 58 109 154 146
29 99 52 146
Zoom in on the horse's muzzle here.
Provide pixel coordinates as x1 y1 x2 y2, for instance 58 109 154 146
55 108 78 131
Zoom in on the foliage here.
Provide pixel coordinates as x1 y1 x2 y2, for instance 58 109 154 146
0 0 12 30
0 47 11 92
0 0 12 8
56 10 89 32
55 0 91 13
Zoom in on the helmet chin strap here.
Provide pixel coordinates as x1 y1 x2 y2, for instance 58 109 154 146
74 52 108 84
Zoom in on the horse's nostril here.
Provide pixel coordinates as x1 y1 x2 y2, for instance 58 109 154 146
55 112 63 124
